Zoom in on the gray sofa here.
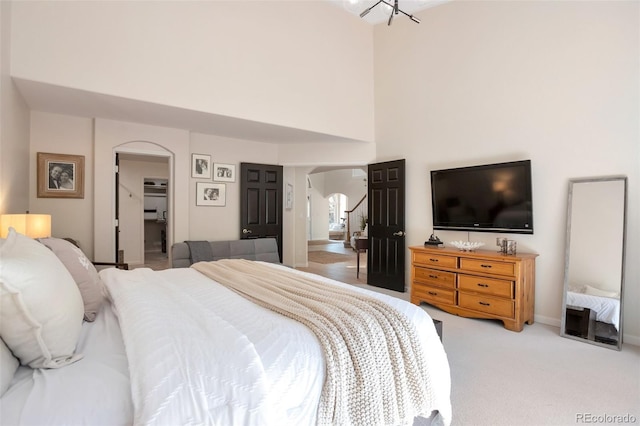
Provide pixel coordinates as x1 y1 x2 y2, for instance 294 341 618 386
171 238 280 268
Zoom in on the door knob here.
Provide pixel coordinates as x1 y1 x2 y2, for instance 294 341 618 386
242 229 252 234
393 231 406 236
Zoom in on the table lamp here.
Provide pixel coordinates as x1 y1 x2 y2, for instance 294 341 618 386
0 213 52 238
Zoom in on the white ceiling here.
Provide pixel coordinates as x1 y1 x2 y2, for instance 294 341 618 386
13 0 443 146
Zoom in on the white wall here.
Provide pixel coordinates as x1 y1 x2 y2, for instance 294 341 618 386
374 1 639 342
94 119 190 262
10 1 374 142
308 174 330 241
287 166 314 268
321 168 368 210
188 133 279 241
0 0 30 216
28 112 95 256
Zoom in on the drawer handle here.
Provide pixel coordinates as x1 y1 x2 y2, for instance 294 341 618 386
428 291 438 296
429 258 439 262
479 301 491 306
429 275 439 279
480 264 493 269
477 283 489 288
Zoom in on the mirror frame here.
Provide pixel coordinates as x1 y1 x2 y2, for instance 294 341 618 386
560 176 627 350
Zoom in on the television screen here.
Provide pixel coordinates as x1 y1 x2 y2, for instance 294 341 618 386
430 160 534 234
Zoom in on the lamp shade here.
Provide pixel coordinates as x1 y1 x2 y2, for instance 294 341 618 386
0 214 52 239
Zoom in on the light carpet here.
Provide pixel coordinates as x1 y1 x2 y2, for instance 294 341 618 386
345 283 639 426
421 305 639 426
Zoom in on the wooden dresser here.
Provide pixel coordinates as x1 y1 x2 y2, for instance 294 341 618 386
409 246 537 331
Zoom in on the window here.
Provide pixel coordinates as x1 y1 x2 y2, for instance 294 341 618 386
328 193 347 226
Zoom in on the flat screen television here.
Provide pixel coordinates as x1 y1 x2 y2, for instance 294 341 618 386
430 160 534 234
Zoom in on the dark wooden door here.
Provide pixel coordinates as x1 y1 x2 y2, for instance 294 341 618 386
114 153 120 262
367 159 406 292
240 163 283 261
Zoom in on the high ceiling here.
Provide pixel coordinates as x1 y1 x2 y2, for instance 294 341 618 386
13 1 443 146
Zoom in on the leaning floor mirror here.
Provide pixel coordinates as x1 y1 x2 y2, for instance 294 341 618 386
560 176 627 350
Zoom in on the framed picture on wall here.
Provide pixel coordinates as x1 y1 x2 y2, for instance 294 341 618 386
285 182 293 210
196 182 226 207
213 163 236 182
191 154 212 179
37 152 85 199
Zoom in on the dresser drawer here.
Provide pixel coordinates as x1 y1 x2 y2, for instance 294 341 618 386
413 252 458 269
413 283 456 305
414 267 456 289
459 293 514 318
458 274 514 298
460 258 514 276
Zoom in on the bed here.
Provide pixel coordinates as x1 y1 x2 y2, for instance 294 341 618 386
566 291 620 331
1 230 452 426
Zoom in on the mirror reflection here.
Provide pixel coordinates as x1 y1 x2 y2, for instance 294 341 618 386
561 176 627 350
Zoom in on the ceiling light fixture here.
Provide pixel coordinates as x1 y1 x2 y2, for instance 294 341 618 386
360 0 421 26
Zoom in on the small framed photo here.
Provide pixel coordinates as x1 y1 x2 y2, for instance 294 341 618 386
285 182 293 210
192 154 212 179
213 163 236 182
37 152 85 198
196 182 226 207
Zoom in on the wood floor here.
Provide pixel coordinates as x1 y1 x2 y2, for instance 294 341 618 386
296 239 367 285
299 240 410 301
136 249 170 270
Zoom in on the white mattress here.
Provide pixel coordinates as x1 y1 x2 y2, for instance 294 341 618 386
1 264 451 426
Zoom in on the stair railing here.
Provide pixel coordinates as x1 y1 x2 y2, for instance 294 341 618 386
344 194 367 244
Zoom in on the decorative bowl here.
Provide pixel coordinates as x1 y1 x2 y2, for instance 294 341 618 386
450 241 485 252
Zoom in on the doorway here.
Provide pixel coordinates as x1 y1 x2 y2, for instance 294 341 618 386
328 193 348 242
367 159 406 292
239 162 284 262
117 153 171 269
143 177 168 268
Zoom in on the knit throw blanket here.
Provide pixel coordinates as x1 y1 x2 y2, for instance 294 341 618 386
192 259 435 426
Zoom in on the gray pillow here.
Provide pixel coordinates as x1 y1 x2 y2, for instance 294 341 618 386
38 238 105 322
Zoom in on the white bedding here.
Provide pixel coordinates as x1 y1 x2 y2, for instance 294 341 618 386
566 291 620 330
1 263 451 426
1 300 133 425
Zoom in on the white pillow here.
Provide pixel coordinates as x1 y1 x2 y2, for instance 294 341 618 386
38 238 105 322
0 338 19 396
0 228 84 368
584 284 619 299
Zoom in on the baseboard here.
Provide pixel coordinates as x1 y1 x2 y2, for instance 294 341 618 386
534 314 561 328
622 333 640 347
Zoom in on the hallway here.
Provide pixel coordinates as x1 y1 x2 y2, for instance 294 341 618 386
296 239 367 285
